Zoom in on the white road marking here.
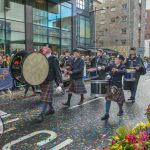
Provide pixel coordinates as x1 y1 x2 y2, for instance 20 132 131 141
37 131 57 146
0 110 8 116
3 118 19 125
1 114 11 119
2 130 57 150
69 97 103 110
0 110 11 119
3 126 16 134
50 139 73 150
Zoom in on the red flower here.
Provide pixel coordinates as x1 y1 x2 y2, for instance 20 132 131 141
125 134 137 144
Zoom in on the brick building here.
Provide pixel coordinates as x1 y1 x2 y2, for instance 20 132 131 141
93 0 146 56
145 8 150 57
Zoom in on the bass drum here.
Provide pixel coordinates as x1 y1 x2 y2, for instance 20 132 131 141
10 51 49 85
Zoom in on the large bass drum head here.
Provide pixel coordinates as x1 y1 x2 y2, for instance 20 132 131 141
22 52 49 85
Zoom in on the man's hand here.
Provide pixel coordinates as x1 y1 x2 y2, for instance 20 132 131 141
59 83 63 87
101 66 105 70
112 68 118 73
135 66 140 71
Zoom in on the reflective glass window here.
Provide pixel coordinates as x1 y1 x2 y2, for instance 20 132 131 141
33 35 47 43
0 0 4 18
6 20 25 32
5 0 25 22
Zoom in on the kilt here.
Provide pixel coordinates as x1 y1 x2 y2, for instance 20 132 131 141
106 86 125 105
40 81 54 102
68 79 87 94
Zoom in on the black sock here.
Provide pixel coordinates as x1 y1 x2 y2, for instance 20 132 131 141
67 93 72 104
49 102 53 109
80 94 84 101
119 104 123 113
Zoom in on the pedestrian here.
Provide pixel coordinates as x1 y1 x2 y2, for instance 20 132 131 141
23 83 36 97
101 55 126 120
36 44 63 121
62 49 87 107
91 49 108 80
124 47 145 103
60 50 72 67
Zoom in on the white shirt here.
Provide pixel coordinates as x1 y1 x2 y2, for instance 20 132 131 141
46 53 51 58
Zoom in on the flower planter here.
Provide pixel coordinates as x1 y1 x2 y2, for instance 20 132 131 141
147 114 150 122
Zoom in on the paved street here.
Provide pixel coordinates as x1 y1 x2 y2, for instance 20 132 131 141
0 72 150 150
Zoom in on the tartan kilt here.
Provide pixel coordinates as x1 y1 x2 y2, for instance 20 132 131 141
106 86 125 105
68 79 87 94
40 81 54 102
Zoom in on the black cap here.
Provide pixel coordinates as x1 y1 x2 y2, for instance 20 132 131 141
72 48 80 53
130 47 136 51
117 55 125 61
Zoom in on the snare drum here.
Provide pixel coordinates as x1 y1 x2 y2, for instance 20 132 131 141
91 80 109 97
124 69 136 81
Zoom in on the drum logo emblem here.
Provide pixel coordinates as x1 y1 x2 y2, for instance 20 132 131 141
0 117 4 137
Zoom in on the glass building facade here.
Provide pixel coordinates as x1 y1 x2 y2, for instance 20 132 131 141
0 0 93 55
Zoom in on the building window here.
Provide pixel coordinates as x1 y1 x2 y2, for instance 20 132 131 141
100 20 105 25
33 1 72 53
99 41 104 46
5 0 25 52
122 3 127 9
122 28 127 34
76 0 85 10
77 15 91 47
121 39 126 45
110 7 116 12
122 16 127 22
100 9 106 14
111 18 115 23
99 31 104 36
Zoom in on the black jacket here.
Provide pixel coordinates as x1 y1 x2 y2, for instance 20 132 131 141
91 56 108 80
46 55 63 84
105 64 126 88
125 55 145 76
125 55 143 69
91 56 108 68
61 57 72 66
70 58 84 80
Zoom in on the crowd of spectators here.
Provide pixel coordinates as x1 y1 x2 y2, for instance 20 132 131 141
0 54 11 68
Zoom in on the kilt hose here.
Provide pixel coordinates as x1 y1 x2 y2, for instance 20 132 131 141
68 79 87 94
106 86 125 105
40 81 54 102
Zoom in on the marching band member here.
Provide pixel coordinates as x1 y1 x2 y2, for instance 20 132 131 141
125 47 145 103
37 45 63 121
60 50 72 68
101 55 126 120
91 49 108 80
62 49 87 107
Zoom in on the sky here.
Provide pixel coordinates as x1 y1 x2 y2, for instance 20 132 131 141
146 0 150 9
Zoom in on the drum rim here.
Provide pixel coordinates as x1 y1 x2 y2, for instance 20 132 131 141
91 80 109 83
10 50 28 83
22 52 49 85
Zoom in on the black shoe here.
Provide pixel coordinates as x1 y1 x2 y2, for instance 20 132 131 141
132 99 135 103
78 100 84 105
45 109 55 115
128 97 135 101
117 111 124 116
62 102 70 107
101 114 109 120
